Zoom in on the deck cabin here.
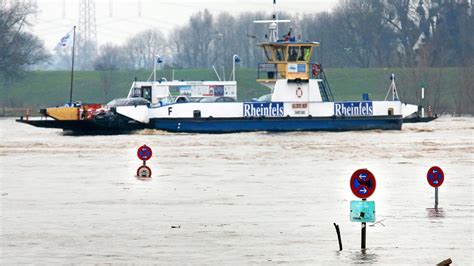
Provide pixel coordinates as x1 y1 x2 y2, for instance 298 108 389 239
257 40 320 83
254 35 334 103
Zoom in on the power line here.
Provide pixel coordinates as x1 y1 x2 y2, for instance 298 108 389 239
137 0 141 17
62 0 66 19
77 0 97 70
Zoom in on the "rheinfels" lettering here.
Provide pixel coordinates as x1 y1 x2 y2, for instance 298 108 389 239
334 102 373 116
243 102 284 117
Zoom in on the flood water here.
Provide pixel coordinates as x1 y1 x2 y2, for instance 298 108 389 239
1 117 473 264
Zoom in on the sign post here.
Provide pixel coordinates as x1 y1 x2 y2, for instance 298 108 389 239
350 168 376 250
427 166 444 209
136 144 153 178
361 199 366 250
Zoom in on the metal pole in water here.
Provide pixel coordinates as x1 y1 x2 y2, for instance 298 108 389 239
333 223 343 251
435 187 438 209
421 87 425 118
361 198 367 250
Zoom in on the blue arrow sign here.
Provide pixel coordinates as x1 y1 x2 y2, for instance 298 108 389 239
350 169 376 199
427 166 444 188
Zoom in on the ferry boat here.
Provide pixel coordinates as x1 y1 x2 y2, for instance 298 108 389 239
110 17 405 133
16 3 435 133
16 79 237 133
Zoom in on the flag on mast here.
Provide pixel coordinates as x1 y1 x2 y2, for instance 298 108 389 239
56 29 74 49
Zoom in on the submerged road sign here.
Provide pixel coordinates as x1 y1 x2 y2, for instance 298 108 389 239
137 145 153 161
350 200 375 223
427 166 444 188
136 144 154 178
137 165 152 178
350 169 376 199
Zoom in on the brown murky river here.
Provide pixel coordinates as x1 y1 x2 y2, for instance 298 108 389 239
1 117 473 264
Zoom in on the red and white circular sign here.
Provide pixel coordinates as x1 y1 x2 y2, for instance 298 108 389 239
350 169 376 199
136 165 152 178
137 145 153 161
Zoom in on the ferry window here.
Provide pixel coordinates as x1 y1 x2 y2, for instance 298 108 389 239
263 46 272 61
288 46 299 61
133 88 141 97
299 46 311 61
276 47 286 61
141 86 152 101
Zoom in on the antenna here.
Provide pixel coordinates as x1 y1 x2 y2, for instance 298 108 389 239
254 0 290 42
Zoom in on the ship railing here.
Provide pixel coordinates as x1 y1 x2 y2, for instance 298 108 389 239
315 64 334 102
257 63 280 82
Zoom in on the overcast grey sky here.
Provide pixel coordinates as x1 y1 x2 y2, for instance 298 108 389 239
30 0 337 49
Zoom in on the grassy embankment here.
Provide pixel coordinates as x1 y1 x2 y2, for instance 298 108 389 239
0 67 468 116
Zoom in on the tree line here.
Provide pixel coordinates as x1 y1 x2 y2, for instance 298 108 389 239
92 0 473 71
1 0 472 74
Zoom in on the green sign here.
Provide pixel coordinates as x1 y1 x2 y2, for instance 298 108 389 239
350 200 375 223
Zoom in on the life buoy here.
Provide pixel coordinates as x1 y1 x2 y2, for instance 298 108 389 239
296 87 303 98
312 63 321 76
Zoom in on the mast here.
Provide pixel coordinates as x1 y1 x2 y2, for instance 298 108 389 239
254 0 290 42
69 25 76 105
384 73 399 101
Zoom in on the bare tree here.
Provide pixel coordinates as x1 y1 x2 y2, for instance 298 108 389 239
233 11 267 68
125 28 166 69
170 25 193 68
94 43 129 71
331 0 393 67
170 9 216 68
0 1 49 108
188 9 215 68
93 43 130 100
0 1 49 80
214 12 237 69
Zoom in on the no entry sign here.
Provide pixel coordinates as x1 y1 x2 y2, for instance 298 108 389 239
350 169 376 199
427 166 444 188
137 145 153 161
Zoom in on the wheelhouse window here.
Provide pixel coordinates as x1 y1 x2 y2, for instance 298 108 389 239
142 87 151 100
298 46 311 61
275 46 286 61
133 88 141 97
263 46 273 61
288 46 299 62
